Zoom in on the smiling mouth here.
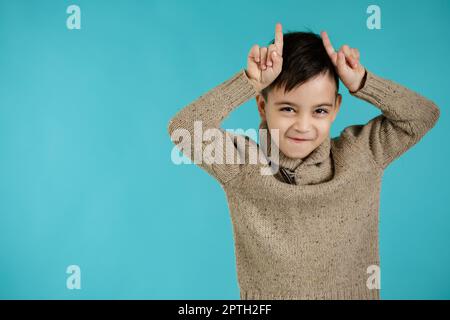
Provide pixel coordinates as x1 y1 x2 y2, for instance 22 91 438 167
288 137 313 143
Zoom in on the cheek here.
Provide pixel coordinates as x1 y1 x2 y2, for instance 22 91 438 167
275 119 294 137
315 119 332 136
267 113 290 131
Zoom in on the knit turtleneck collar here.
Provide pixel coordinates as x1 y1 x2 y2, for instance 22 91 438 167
258 120 331 172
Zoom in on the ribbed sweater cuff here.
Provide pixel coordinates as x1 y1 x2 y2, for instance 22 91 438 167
350 69 440 124
218 69 258 111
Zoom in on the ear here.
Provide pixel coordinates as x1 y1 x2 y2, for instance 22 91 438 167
331 94 342 122
256 94 267 122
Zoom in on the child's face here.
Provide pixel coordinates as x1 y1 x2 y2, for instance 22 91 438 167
256 72 342 159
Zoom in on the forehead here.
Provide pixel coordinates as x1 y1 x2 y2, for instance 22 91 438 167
269 72 337 105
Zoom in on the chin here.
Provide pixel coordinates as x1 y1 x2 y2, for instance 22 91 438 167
282 147 311 159
281 142 314 159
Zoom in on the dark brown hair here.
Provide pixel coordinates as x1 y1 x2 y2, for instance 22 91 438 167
261 30 339 101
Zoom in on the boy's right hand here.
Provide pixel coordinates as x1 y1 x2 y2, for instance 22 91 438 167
246 23 284 93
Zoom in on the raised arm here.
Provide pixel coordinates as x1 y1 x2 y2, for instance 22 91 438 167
343 70 440 170
167 23 284 184
321 31 440 170
167 69 257 185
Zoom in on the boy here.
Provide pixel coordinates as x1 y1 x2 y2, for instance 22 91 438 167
167 23 440 300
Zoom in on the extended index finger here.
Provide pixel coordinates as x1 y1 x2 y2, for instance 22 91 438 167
275 23 283 54
321 31 336 58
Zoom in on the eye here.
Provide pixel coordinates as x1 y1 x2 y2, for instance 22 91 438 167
280 106 295 113
315 108 329 115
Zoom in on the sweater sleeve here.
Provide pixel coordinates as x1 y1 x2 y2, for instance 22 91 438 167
341 69 441 170
167 69 258 185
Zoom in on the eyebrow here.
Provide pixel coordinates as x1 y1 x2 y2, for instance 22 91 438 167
274 101 334 108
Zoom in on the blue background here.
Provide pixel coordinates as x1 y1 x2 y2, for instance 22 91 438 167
0 0 449 299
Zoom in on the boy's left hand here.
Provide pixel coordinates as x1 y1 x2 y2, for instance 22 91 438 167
321 31 366 93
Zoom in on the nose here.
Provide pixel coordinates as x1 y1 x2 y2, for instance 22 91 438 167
292 113 312 133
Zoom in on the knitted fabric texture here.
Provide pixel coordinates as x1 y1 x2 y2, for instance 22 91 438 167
167 69 440 300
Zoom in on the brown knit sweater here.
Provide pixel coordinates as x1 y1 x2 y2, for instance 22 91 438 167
167 68 440 300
